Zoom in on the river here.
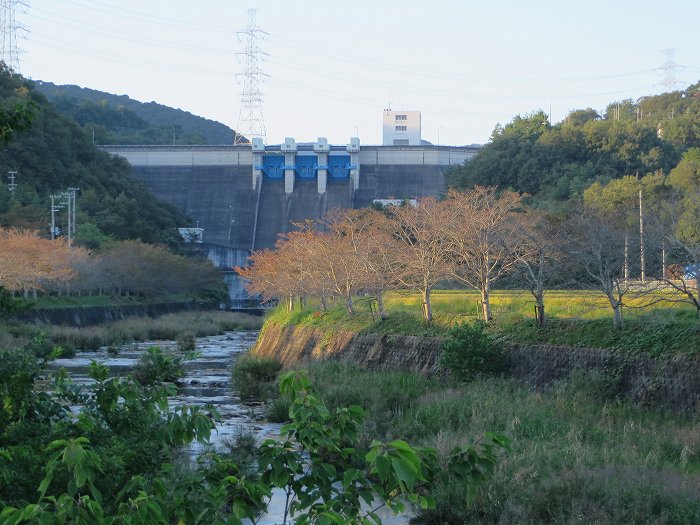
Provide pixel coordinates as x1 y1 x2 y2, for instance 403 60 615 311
49 331 410 525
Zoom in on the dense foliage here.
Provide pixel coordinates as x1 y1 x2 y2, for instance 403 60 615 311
447 82 700 203
0 65 189 245
35 81 236 145
0 347 506 524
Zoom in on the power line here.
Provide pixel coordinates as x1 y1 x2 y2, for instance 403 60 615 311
234 9 268 145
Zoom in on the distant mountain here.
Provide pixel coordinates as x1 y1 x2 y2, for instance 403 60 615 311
0 66 190 246
33 81 237 145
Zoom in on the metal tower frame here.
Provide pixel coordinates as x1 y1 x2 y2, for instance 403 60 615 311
234 9 268 145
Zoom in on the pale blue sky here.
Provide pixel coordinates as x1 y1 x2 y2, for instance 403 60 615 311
16 0 700 145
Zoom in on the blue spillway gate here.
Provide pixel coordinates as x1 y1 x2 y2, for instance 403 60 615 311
262 153 351 180
328 154 350 179
296 155 316 179
262 155 284 179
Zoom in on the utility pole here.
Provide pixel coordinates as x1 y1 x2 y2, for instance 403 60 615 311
50 194 64 240
61 187 79 245
637 171 645 281
234 9 269 145
7 170 17 196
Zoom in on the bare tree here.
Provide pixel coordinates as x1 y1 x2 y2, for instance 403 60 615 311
509 209 566 328
441 187 523 322
388 198 453 322
566 208 631 329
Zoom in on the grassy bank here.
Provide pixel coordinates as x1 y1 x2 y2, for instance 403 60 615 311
290 361 700 524
264 290 700 355
0 311 263 353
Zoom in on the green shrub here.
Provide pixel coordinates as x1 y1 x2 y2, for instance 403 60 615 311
177 332 197 352
132 346 196 385
439 321 504 382
231 354 283 401
265 396 291 422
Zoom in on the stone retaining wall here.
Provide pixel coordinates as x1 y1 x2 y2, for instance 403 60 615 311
254 324 700 412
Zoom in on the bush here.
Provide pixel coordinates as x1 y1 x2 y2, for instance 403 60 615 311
132 346 196 386
231 354 283 401
265 396 291 422
439 321 504 382
177 332 196 352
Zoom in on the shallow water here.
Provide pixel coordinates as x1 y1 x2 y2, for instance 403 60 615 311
49 331 409 524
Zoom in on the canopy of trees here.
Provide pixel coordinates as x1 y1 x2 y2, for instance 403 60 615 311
0 229 225 301
0 65 189 245
241 179 700 328
447 82 700 203
34 80 236 145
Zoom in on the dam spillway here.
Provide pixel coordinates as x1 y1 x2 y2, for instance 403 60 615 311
105 140 480 254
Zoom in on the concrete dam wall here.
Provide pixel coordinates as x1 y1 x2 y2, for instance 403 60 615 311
106 143 479 253
105 142 479 305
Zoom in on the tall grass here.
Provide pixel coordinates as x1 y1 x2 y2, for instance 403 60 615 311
300 361 700 524
33 311 262 351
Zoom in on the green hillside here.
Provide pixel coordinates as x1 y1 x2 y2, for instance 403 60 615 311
0 65 189 245
448 81 700 203
34 80 237 145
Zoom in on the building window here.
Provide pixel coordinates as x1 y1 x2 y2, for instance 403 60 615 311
393 139 409 145
395 114 407 121
395 125 407 131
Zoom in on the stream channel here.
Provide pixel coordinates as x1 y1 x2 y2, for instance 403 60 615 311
49 331 410 525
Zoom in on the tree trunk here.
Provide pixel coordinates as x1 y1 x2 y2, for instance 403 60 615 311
286 295 294 312
613 304 623 330
345 294 355 316
535 291 546 329
607 293 623 330
422 287 433 323
376 293 387 320
320 295 328 312
481 285 492 322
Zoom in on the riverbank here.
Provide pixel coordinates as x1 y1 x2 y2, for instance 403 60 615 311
0 309 264 354
253 322 700 412
245 317 700 523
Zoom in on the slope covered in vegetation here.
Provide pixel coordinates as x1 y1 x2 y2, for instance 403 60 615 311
34 80 236 145
448 81 700 203
0 66 189 245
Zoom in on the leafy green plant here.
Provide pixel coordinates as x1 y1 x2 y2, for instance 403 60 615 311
256 371 509 524
439 321 504 381
132 346 199 386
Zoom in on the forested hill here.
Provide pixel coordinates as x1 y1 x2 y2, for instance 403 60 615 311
447 81 700 204
0 65 189 246
33 81 236 145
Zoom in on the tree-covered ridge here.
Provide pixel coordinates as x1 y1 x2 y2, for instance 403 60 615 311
0 65 189 245
448 81 700 203
34 80 236 145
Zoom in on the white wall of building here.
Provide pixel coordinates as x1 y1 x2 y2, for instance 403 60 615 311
382 109 421 146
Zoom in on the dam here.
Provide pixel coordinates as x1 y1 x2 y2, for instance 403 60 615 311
105 139 479 304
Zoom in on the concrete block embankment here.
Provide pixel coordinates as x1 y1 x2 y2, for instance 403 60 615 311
254 324 442 376
253 324 700 412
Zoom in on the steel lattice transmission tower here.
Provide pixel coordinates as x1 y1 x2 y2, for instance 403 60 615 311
0 0 28 72
657 48 685 92
234 9 268 145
